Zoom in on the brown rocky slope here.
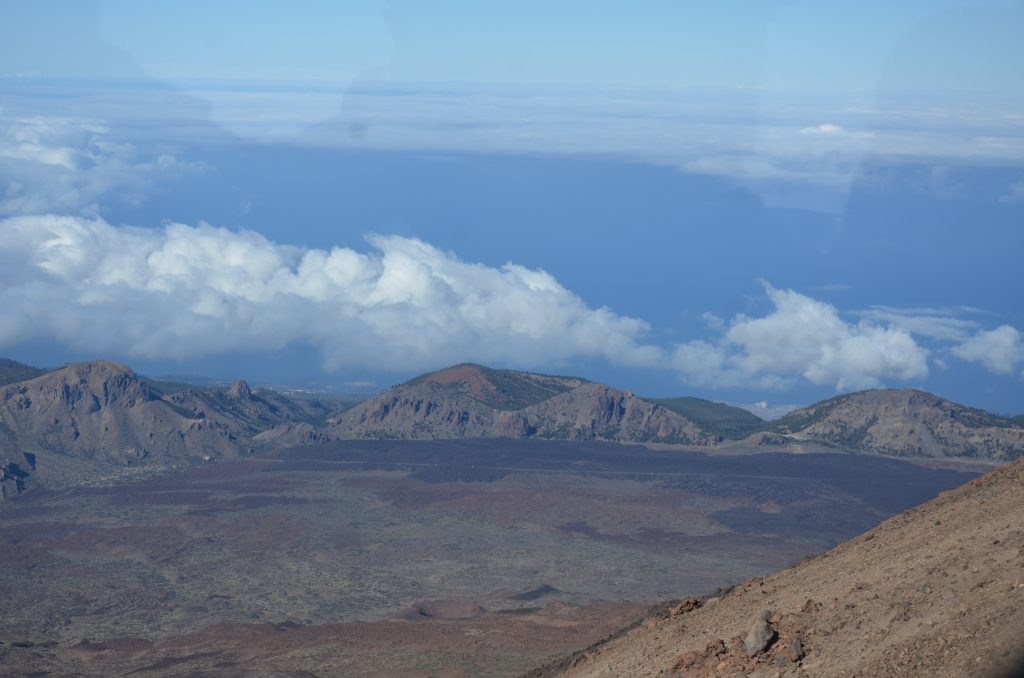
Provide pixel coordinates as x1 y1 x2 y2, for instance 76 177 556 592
332 368 1024 461
0 360 329 492
5 359 1024 498
767 388 1024 462
551 457 1024 678
329 364 713 444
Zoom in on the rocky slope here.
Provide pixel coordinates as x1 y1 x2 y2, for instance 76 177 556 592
552 457 1024 678
0 360 332 494
4 359 1023 498
766 389 1024 462
329 364 713 444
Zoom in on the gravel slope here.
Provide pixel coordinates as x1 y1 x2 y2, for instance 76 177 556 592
556 459 1024 678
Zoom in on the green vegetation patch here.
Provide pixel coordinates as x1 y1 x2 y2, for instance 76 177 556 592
647 396 765 440
140 377 198 398
0 358 48 387
475 366 582 409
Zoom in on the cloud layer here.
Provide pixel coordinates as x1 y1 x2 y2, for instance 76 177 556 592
2 86 1020 391
0 215 660 371
5 81 1023 215
0 114 201 217
2 213 1019 390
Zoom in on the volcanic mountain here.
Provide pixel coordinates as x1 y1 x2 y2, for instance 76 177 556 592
4 358 1023 499
0 360 335 493
763 388 1024 462
549 457 1024 678
328 363 719 444
325 366 1024 462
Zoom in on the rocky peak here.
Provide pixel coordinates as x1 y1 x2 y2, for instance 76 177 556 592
770 388 1024 461
25 360 154 410
228 379 255 401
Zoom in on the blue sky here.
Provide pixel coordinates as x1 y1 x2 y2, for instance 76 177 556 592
5 1 1023 91
1 1 1023 412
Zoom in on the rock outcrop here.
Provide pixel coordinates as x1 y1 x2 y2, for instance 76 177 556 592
329 364 714 444
766 388 1024 461
0 361 240 488
0 437 33 499
0 360 341 495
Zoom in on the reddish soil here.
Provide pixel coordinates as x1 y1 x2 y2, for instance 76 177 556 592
2 601 647 677
424 364 497 400
558 459 1024 678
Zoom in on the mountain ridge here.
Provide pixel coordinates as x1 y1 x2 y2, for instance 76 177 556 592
0 360 339 494
329 363 714 444
765 388 1024 462
1 358 1022 499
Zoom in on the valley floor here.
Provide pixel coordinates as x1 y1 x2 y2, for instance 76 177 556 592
0 440 983 676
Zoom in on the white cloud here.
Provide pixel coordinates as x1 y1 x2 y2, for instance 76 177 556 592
798 123 845 135
857 305 981 341
5 82 1023 208
952 325 1024 376
670 284 929 391
700 311 725 331
0 116 203 217
0 215 660 372
2 217 1005 391
679 155 851 185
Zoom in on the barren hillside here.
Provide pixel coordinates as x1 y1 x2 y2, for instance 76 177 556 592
554 458 1024 678
0 361 327 493
331 364 713 444
767 389 1024 462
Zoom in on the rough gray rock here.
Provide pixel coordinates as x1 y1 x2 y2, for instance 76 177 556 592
770 388 1024 461
228 379 254 400
0 360 341 495
744 619 776 657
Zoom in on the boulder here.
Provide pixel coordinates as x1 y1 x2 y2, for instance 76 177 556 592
744 619 776 657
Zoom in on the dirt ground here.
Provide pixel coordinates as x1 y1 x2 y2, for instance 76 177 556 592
557 459 1024 678
0 600 648 677
0 442 985 676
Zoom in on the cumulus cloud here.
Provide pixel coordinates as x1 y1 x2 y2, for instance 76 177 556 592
0 116 202 216
952 325 1024 376
670 284 929 391
0 215 662 372
4 217 1008 391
